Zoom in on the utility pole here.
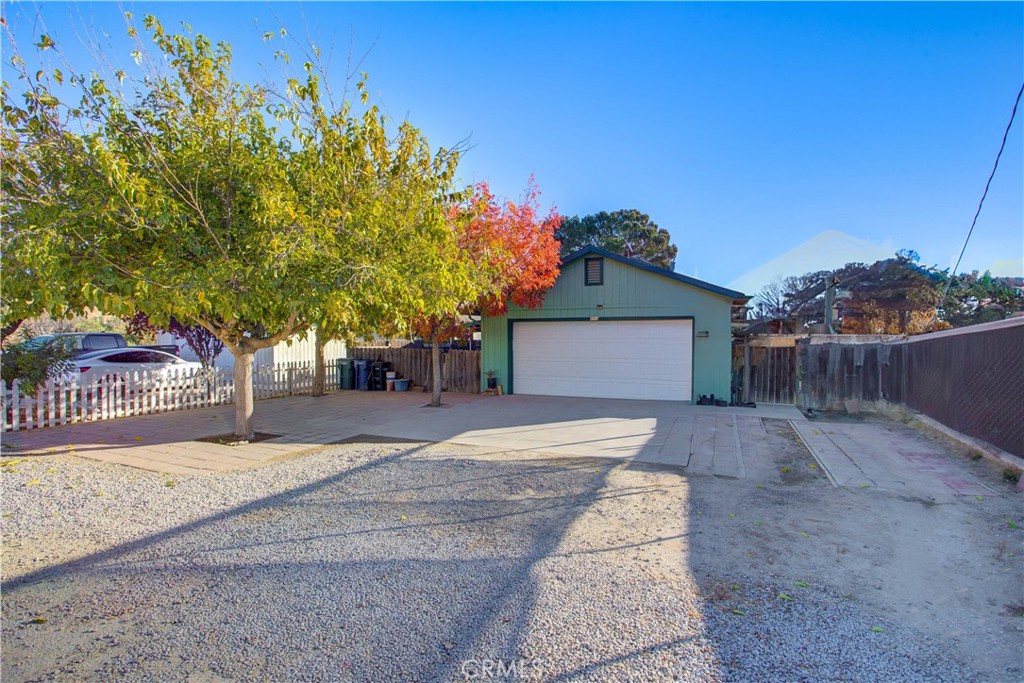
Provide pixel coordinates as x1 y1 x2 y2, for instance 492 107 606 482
824 274 839 334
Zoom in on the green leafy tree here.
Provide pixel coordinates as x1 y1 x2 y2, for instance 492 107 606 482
299 86 462 396
556 209 678 270
938 270 1023 327
2 16 460 438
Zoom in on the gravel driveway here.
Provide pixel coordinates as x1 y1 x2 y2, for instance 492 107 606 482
2 433 1021 682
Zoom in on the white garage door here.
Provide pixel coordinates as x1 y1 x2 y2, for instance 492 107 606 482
512 320 693 401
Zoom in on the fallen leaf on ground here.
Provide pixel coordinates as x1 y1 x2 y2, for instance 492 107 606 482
870 626 884 632
24 479 41 487
794 580 810 588
778 593 794 601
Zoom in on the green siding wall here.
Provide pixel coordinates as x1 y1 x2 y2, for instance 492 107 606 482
482 257 735 400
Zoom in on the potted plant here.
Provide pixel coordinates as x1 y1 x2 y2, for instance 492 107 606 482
485 369 497 390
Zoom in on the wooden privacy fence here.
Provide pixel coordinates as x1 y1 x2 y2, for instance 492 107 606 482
348 347 481 394
737 321 1023 457
796 320 1023 457
739 334 901 406
2 359 346 433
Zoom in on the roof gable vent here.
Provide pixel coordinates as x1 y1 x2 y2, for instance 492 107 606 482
584 257 604 286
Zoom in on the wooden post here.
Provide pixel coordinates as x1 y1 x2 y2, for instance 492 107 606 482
742 340 751 404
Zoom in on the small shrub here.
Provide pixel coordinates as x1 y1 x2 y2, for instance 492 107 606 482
1003 467 1022 484
1 337 76 396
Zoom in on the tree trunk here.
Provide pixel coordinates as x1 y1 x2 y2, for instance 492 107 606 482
196 313 302 443
312 329 326 397
430 335 443 407
233 351 256 441
0 318 24 348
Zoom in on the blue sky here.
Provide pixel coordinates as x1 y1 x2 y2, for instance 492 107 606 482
6 2 1023 288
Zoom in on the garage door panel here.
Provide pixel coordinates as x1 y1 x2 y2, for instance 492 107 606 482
512 320 692 401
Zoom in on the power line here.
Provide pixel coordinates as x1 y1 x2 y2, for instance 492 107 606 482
938 81 1024 313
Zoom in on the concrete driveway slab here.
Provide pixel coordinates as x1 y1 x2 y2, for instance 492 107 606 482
791 418 999 498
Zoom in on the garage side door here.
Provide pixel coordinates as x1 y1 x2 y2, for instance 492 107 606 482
512 320 693 401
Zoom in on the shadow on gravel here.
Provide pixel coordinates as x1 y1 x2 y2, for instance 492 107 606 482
2 438 659 682
543 636 701 682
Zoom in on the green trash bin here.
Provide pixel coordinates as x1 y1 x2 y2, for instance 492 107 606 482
337 359 355 390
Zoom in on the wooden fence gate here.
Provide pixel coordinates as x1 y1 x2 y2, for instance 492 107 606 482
741 337 798 405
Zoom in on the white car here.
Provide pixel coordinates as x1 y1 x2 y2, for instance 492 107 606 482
72 349 202 383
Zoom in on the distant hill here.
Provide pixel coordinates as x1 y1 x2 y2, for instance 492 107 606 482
987 257 1024 278
727 230 895 296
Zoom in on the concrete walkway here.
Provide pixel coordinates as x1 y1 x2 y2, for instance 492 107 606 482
2 392 803 478
791 419 997 497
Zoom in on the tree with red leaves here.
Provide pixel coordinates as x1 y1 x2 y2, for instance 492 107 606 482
414 181 561 406
124 312 225 371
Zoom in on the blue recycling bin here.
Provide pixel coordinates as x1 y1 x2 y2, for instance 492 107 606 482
353 359 372 391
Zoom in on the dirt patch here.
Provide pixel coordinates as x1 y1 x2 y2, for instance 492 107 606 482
762 418 828 485
195 431 281 446
687 467 1024 681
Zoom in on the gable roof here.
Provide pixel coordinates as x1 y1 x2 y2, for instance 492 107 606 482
562 246 746 299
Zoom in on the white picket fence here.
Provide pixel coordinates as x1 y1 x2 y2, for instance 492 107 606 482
2 359 344 433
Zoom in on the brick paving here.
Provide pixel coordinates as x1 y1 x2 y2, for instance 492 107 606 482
3 392 996 498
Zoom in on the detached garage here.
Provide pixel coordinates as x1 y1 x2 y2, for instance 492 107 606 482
481 246 744 402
